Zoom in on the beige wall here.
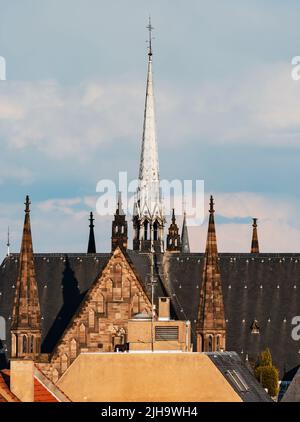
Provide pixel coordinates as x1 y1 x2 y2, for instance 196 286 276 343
128 320 191 351
57 352 242 402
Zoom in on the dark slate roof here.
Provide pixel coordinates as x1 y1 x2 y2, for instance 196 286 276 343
206 352 272 402
1 251 300 381
281 366 300 402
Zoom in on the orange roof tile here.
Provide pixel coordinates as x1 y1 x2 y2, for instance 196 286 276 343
0 372 19 402
0 369 59 403
34 378 58 402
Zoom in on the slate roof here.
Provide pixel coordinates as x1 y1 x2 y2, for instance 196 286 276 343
1 251 300 380
281 365 300 402
206 352 272 402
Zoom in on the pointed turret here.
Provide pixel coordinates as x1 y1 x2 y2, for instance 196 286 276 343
112 193 128 252
196 196 226 352
87 212 96 254
166 209 181 252
11 196 41 359
181 211 190 253
251 218 259 254
133 18 165 253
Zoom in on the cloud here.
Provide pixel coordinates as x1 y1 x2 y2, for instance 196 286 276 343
0 61 299 172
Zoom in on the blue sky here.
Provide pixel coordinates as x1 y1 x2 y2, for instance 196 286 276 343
1 0 300 257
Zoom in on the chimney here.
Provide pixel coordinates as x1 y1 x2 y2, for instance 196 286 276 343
10 359 34 402
158 297 170 321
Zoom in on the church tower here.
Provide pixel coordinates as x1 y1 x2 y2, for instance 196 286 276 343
112 193 128 252
11 196 41 359
251 218 259 253
166 209 181 252
133 19 165 253
196 196 226 352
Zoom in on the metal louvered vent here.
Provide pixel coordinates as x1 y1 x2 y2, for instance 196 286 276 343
155 326 179 341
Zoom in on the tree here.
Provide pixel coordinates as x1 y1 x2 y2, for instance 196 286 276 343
255 348 279 397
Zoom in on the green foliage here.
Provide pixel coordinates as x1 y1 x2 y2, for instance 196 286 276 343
260 348 272 366
255 348 279 397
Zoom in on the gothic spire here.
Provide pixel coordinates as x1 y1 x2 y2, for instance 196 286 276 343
133 19 165 252
112 193 128 252
196 195 226 352
11 195 41 358
181 211 190 253
87 212 96 254
251 218 259 254
166 209 181 252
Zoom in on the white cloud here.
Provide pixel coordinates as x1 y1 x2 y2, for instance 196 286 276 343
0 61 300 168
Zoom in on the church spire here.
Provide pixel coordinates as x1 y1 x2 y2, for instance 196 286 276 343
133 18 165 253
166 209 181 252
196 195 226 352
112 193 128 252
181 211 190 253
87 212 96 254
11 195 41 359
251 218 259 253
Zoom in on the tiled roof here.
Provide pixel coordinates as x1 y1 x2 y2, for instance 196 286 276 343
0 371 19 402
0 369 59 402
34 377 58 402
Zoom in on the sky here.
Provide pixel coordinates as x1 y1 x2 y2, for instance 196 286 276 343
1 0 300 258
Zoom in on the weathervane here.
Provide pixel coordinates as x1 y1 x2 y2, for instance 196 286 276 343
146 16 154 57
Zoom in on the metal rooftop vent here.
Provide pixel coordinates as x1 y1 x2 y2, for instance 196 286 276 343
155 326 179 341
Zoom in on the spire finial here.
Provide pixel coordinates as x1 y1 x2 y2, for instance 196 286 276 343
251 217 259 253
89 211 94 228
209 195 215 214
87 211 96 253
25 195 31 213
172 208 176 223
147 16 154 58
6 226 10 256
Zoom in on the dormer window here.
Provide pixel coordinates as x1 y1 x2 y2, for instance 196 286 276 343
251 320 260 334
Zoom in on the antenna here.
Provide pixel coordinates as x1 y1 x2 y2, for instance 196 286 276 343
6 226 10 257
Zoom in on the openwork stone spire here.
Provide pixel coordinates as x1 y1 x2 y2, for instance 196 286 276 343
196 196 226 352
11 195 41 358
87 212 96 254
133 18 165 252
251 218 259 254
181 211 190 253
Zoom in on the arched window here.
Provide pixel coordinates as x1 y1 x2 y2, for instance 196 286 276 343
115 226 119 233
22 335 27 354
121 225 124 234
88 309 95 328
79 323 86 344
153 221 158 241
61 354 68 373
216 335 220 351
70 338 77 359
29 335 34 353
97 292 105 314
208 335 213 352
144 221 149 240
